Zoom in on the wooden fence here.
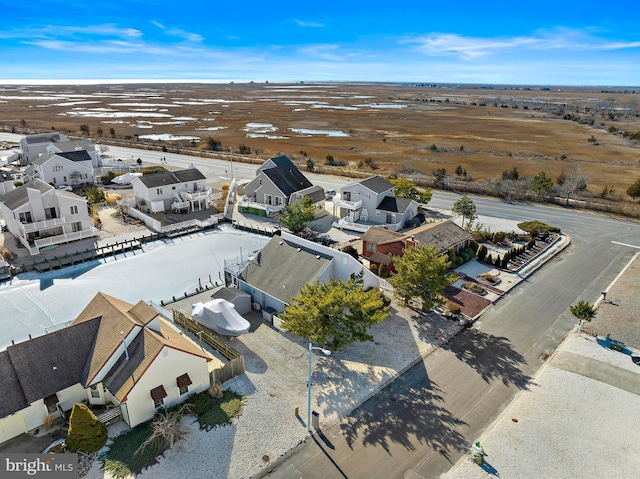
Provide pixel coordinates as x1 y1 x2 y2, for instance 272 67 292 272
172 310 245 385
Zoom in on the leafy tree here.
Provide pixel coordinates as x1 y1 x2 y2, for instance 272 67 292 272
238 144 251 154
626 178 640 201
390 177 432 204
109 127 116 138
570 300 597 331
66 403 107 453
79 124 90 136
451 194 477 228
101 171 116 185
502 166 519 181
306 158 315 171
530 171 553 196
341 244 359 260
388 245 456 311
136 158 142 166
325 154 335 166
279 196 315 233
281 273 390 351
96 127 103 137
86 187 106 205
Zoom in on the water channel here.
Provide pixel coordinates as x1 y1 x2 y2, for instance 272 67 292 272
0 225 268 349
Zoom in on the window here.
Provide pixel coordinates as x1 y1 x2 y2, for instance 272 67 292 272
70 205 78 215
150 385 167 409
265 194 273 205
176 373 192 396
53 164 63 172
156 188 163 195
18 211 33 223
90 385 100 399
275 196 283 206
71 222 82 232
367 242 376 252
343 192 351 201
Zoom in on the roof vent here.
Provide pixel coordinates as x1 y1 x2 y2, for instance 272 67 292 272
297 248 301 252
279 241 283 245
316 255 321 259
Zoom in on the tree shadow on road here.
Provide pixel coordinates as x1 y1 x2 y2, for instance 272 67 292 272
442 328 532 390
338 368 469 463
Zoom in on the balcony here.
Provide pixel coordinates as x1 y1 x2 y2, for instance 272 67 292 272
33 226 100 253
337 218 403 233
182 188 212 202
332 197 362 210
19 217 66 233
237 196 284 214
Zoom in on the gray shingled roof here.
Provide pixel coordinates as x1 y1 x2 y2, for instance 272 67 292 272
295 185 325 204
51 139 93 152
261 157 313 198
24 133 62 145
0 179 53 210
0 318 101 417
58 150 92 163
359 176 394 194
409 220 472 253
376 196 414 213
138 168 206 188
239 236 332 304
211 287 251 302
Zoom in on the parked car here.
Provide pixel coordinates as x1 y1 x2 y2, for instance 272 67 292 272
57 185 73 191
325 189 336 200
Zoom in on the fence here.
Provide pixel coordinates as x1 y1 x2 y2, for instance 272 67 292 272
172 310 245 385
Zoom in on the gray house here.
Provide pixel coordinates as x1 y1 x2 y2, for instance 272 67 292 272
19 133 70 165
240 156 324 216
227 231 379 315
334 176 418 232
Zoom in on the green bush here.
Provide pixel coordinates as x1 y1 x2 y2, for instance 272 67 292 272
460 247 475 262
477 245 487 261
501 255 509 268
485 253 493 265
517 220 560 235
370 263 379 275
187 391 212 415
455 256 464 267
469 241 479 253
66 403 107 453
491 231 507 244
101 171 116 185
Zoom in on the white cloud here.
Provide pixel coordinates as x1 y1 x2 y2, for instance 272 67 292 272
151 20 204 42
293 19 325 28
404 28 640 59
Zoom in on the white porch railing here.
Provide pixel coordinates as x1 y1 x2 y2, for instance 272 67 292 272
33 226 99 251
337 218 403 233
182 188 212 201
338 217 371 232
237 197 284 213
171 200 190 211
19 217 66 233
332 197 363 210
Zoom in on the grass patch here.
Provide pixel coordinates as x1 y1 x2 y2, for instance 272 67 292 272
517 220 560 235
103 423 164 478
188 390 245 432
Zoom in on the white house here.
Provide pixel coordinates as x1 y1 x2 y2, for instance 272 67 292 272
132 168 212 214
226 231 379 315
334 176 418 232
18 133 70 165
28 150 93 188
0 292 214 445
0 169 22 196
0 179 98 255
47 139 100 167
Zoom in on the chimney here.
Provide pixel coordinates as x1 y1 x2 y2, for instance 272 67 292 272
121 331 129 361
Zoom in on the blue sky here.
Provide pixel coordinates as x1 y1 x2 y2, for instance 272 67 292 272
1 0 639 86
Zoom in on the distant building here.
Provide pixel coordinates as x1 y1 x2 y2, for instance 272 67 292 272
27 150 93 187
18 133 70 165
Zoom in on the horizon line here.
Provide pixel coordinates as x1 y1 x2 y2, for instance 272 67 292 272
0 79 639 89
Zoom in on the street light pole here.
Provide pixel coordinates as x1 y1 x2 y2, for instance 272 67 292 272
229 146 233 180
307 341 331 433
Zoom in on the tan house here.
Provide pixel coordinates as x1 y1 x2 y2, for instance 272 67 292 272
362 220 472 273
0 292 214 445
